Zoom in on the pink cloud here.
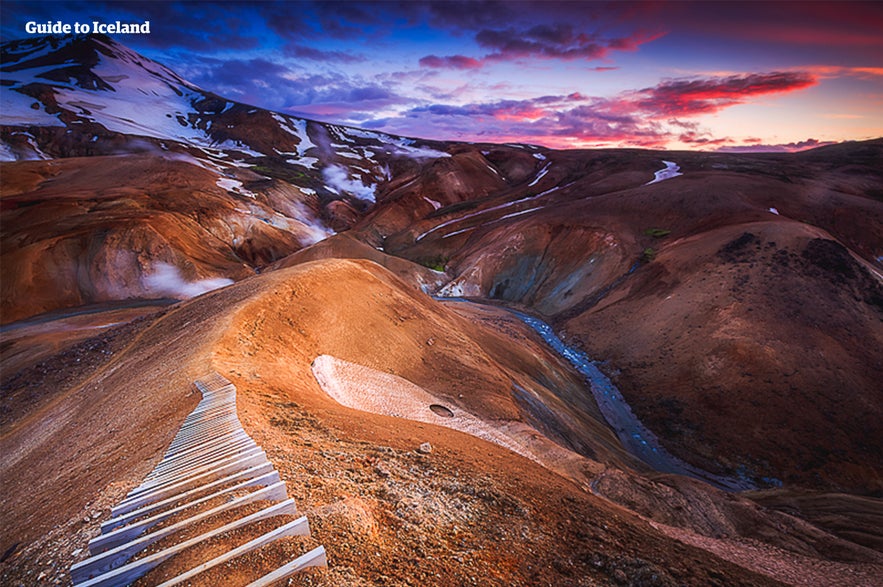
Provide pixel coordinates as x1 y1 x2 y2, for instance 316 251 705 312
631 72 817 117
372 70 819 150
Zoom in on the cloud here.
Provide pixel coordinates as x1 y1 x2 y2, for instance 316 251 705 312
472 25 663 64
476 25 607 61
283 43 365 63
416 6 665 70
425 0 508 30
419 54 483 70
366 70 819 149
717 138 837 153
182 56 406 116
631 72 817 117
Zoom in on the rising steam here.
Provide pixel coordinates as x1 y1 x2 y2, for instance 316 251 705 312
145 263 233 299
322 165 376 202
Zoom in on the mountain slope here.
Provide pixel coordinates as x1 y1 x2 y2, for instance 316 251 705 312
0 34 460 322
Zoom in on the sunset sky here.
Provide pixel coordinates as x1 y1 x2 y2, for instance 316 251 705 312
3 1 882 151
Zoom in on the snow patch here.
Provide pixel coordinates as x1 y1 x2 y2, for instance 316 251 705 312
423 196 442 210
769 207 780 215
287 157 319 169
0 141 16 161
216 177 256 198
645 160 682 185
1 87 65 127
271 113 316 156
528 162 551 187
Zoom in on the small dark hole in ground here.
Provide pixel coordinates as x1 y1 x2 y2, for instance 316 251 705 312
429 404 454 418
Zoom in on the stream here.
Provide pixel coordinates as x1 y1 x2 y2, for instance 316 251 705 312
439 296 754 491
509 309 754 491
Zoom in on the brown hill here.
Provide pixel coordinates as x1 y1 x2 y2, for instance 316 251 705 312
4 256 881 586
385 142 883 494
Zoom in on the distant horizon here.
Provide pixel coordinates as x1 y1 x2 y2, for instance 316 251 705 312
2 1 882 152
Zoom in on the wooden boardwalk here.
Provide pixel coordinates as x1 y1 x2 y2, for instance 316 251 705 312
70 373 326 586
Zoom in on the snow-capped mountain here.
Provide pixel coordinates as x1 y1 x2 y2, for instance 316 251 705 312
1 34 450 202
0 34 460 321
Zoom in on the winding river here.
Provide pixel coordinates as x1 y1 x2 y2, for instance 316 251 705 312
509 309 754 491
439 296 753 491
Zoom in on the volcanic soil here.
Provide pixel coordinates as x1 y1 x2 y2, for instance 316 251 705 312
3 248 882 586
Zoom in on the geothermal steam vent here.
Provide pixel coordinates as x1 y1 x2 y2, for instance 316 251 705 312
69 373 326 586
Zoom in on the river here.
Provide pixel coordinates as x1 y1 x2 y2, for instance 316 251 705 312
439 296 754 491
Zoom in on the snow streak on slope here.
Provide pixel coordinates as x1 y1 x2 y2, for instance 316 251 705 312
1 36 259 153
272 113 316 156
645 160 682 185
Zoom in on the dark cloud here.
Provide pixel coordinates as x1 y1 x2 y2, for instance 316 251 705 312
717 138 836 153
416 22 663 68
419 54 482 69
184 57 346 110
425 1 507 31
477 26 608 61
284 43 365 63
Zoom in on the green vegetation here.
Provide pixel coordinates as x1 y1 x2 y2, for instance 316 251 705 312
642 247 656 262
250 164 307 182
418 255 449 272
643 227 671 238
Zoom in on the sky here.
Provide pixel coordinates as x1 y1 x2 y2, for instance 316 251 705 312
2 1 882 151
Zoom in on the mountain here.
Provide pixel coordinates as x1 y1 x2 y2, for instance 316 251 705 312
0 33 454 322
2 34 883 586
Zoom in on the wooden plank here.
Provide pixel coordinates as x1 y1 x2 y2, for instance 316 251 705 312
118 446 267 510
123 445 266 505
101 462 275 533
157 428 249 462
244 546 328 587
72 482 290 583
139 443 261 489
147 436 256 479
112 450 268 516
171 413 239 438
150 437 256 478
128 444 265 500
73 499 297 587
89 470 282 555
166 422 243 452
153 517 311 587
